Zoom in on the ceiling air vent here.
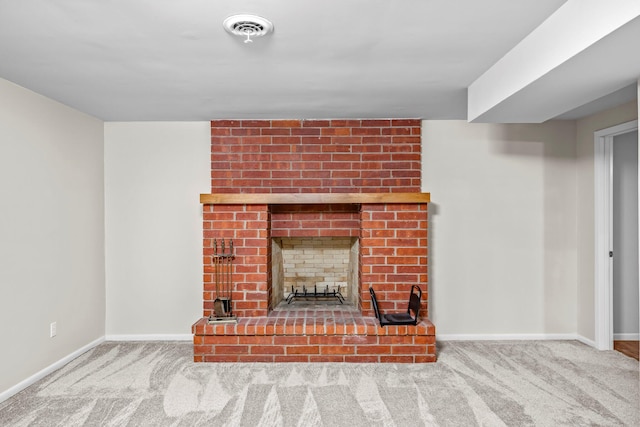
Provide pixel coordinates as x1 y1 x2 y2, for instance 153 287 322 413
223 14 274 43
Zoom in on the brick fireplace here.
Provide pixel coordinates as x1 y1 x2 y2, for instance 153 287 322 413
192 119 436 362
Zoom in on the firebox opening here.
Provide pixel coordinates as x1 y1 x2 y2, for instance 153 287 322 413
271 236 359 309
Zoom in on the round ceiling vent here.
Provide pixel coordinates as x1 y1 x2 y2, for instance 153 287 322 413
223 14 274 43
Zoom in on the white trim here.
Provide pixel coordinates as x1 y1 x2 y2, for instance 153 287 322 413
613 333 640 340
594 120 638 351
0 336 105 404
594 128 614 350
105 334 192 341
436 333 582 342
576 334 597 348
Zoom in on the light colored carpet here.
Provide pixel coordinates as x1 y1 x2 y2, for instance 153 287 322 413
0 340 638 426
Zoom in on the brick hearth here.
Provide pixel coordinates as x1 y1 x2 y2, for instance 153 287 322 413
192 119 436 363
192 311 436 363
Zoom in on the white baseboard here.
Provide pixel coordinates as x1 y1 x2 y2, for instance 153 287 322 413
105 334 192 341
437 333 601 350
575 334 597 348
613 333 640 340
0 336 105 404
437 333 583 342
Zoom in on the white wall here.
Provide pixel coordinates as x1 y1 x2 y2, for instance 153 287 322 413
0 78 105 394
576 100 638 341
104 122 210 337
422 120 577 337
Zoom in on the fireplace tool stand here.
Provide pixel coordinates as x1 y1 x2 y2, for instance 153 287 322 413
208 238 237 324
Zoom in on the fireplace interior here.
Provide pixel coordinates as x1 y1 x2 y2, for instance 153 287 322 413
272 236 359 308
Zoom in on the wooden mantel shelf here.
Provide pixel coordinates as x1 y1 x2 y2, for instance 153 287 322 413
200 192 430 205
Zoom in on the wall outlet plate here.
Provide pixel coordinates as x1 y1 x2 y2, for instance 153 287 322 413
50 322 56 338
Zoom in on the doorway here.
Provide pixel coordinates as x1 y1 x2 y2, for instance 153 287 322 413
594 120 639 352
612 130 639 359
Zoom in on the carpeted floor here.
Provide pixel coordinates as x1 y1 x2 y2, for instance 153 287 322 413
0 340 638 426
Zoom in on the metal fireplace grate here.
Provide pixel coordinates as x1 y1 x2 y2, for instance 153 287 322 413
285 284 345 304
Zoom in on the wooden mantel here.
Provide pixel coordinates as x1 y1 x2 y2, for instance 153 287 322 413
200 192 430 205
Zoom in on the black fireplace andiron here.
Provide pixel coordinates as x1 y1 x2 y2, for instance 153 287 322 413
208 238 237 324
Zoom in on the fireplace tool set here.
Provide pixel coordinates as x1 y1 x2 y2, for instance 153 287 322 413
208 239 237 324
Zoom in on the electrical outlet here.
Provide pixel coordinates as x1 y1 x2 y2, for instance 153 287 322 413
50 322 57 338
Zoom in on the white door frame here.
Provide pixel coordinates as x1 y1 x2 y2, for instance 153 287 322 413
594 119 638 350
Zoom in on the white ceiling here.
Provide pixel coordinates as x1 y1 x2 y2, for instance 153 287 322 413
0 0 637 122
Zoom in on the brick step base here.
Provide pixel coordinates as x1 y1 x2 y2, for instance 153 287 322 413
192 313 436 363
